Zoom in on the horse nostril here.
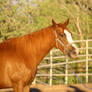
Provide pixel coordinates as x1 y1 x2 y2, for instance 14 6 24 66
72 47 76 50
73 51 77 55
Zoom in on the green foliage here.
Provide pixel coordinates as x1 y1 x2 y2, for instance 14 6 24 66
0 0 92 42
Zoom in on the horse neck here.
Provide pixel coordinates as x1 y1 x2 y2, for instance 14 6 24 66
29 26 56 65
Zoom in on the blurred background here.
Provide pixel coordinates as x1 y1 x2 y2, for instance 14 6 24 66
0 0 92 41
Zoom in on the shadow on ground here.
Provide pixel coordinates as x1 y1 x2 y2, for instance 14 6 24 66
67 85 86 92
30 88 42 92
7 88 41 92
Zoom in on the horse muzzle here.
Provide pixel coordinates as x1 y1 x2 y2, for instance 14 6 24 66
68 47 78 59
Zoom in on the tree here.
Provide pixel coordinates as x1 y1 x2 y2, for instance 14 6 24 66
0 0 33 42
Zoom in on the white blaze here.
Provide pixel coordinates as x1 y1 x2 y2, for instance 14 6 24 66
64 29 77 50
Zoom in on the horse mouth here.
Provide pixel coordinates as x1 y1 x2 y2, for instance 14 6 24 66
68 50 78 59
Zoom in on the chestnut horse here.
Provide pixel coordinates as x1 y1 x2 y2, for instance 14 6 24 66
0 19 78 92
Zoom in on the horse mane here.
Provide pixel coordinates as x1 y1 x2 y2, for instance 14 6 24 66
0 25 52 47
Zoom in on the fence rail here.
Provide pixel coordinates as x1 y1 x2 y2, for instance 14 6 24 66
33 39 92 86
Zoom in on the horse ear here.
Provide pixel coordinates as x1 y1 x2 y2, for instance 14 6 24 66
63 18 69 26
52 19 57 26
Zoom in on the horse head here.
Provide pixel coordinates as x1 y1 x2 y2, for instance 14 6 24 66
52 18 78 59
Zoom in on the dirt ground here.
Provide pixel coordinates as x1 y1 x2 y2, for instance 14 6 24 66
0 84 92 92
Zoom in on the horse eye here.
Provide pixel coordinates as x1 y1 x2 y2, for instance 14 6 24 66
60 34 64 37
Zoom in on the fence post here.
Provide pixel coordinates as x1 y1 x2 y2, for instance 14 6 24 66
50 50 53 86
86 40 88 83
65 56 68 85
